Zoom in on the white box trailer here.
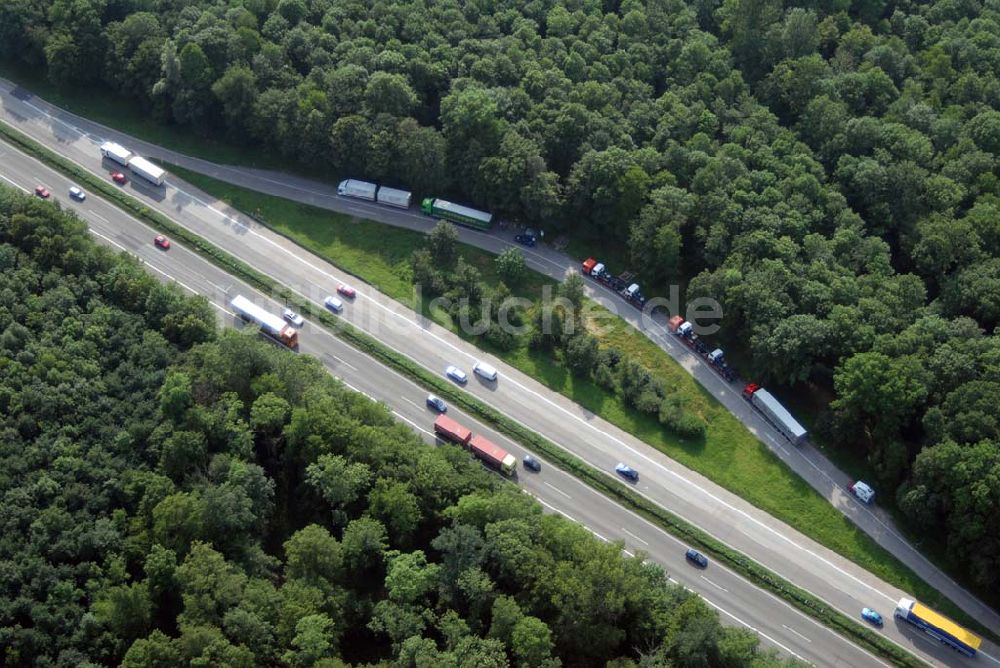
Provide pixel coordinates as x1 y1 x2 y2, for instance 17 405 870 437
127 156 165 186
376 186 412 209
230 295 298 348
337 179 377 201
748 388 807 445
100 141 132 167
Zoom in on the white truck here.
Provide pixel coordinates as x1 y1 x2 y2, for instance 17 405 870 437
230 295 298 348
100 141 133 167
742 384 807 445
127 156 166 186
376 186 412 209
337 179 377 201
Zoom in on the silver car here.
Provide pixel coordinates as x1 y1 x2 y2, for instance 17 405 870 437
68 186 86 201
282 309 304 327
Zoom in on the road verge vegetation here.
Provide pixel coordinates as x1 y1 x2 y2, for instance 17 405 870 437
0 121 958 660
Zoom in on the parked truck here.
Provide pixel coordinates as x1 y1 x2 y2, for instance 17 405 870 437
433 416 515 476
338 179 377 201
127 156 165 186
376 186 412 209
230 295 299 348
581 257 646 308
100 141 133 167
420 198 493 231
895 598 981 657
742 384 807 445
667 315 739 382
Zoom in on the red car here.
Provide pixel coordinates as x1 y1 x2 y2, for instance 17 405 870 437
111 172 127 185
337 284 356 298
34 185 50 198
154 235 171 250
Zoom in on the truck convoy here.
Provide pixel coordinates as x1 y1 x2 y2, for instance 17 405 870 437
421 198 493 231
337 179 413 209
667 316 739 382
99 141 166 186
742 384 807 445
230 295 299 349
895 598 982 657
581 257 646 308
433 415 516 476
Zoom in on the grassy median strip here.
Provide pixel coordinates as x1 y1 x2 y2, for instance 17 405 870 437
0 121 939 664
162 162 995 641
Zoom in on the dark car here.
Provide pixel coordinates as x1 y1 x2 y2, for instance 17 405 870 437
522 455 541 472
615 462 638 482
685 549 708 568
861 608 883 627
426 394 447 413
514 229 537 246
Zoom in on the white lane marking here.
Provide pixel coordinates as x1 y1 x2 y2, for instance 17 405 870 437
0 173 27 192
392 411 433 437
87 209 108 224
980 651 1000 666
701 575 729 593
622 528 649 546
543 481 572 500
328 354 357 371
340 380 375 402
782 625 812 644
401 396 421 409
5 103 990 639
702 597 812 664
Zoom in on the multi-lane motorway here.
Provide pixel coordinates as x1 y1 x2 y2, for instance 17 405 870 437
2 76 993 644
1 85 997 665
0 140 881 666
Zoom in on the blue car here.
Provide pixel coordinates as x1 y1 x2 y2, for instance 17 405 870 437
522 455 541 472
861 608 883 627
426 394 447 413
615 462 638 482
685 549 709 568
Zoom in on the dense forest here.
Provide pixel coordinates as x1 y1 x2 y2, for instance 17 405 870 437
0 189 800 666
2 0 998 592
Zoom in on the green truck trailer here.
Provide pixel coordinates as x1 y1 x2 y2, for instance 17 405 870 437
420 197 493 231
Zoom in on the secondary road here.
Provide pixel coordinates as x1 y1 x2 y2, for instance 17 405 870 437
0 77 991 641
2 92 997 664
0 141 886 667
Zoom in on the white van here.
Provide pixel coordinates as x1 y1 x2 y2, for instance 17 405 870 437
473 361 498 382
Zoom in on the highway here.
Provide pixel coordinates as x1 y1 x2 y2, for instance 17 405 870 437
0 77 991 643
0 139 886 667
1 91 997 665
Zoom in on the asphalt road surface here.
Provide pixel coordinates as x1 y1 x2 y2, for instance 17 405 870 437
0 140 894 667
2 84 998 665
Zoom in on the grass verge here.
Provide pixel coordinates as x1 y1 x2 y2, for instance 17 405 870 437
0 120 958 663
163 162 995 642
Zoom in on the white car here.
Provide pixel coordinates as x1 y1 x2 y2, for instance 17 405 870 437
68 186 86 201
324 295 344 313
445 365 468 384
282 309 304 327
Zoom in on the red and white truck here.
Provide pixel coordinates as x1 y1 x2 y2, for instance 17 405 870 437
581 257 646 308
230 295 298 348
433 416 516 476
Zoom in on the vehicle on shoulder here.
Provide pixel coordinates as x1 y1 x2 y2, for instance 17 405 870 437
282 309 304 327
153 235 171 250
426 394 447 412
324 295 344 313
522 455 541 472
34 185 50 198
685 549 708 568
68 186 86 201
514 228 538 246
615 462 638 482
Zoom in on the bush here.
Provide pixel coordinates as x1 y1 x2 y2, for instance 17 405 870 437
564 333 599 376
659 396 708 439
